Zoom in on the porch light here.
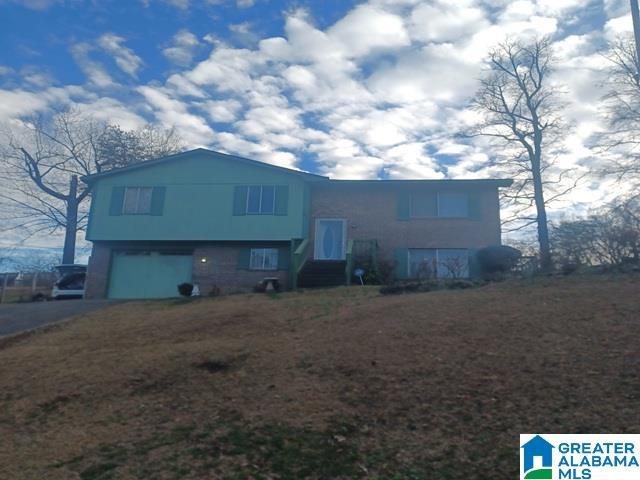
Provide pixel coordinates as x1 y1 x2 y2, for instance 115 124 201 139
200 257 208 263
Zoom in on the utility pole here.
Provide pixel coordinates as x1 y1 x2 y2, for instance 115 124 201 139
631 0 640 77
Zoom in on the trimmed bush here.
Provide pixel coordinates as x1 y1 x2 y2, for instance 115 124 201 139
476 245 521 276
177 282 194 297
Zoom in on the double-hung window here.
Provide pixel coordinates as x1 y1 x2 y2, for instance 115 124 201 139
437 192 469 218
123 187 153 214
409 191 469 218
247 186 275 214
408 248 469 278
249 248 279 270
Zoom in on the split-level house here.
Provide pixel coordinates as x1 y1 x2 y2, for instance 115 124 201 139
82 148 512 299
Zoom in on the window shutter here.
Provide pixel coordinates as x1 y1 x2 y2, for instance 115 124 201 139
109 186 125 216
467 248 480 278
233 186 248 216
468 191 482 220
237 248 251 270
394 248 408 279
277 246 290 270
150 187 166 216
274 185 289 216
397 191 411 220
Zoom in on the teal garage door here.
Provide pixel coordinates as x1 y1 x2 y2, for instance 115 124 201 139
108 252 193 299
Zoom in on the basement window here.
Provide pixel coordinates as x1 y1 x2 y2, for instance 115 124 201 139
122 187 152 215
249 248 278 270
408 248 469 279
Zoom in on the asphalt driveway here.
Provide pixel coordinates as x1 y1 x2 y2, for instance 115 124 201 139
0 300 115 337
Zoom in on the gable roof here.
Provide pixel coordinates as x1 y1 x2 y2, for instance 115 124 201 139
81 148 329 184
81 147 512 188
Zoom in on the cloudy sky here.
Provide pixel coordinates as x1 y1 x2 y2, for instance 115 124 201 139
0 0 636 251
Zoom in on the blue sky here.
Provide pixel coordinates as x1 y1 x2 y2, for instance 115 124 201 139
0 0 636 251
2 1 358 87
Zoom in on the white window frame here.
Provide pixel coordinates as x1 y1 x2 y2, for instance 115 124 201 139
436 192 469 218
249 248 279 271
122 187 153 215
246 185 276 215
407 248 470 279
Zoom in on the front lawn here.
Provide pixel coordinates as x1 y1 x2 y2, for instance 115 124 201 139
0 274 638 479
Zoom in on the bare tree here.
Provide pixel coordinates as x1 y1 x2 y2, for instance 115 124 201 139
467 37 575 271
552 195 640 267
600 35 640 183
0 108 183 264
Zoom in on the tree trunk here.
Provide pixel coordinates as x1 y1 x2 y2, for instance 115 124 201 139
532 166 553 271
62 175 78 264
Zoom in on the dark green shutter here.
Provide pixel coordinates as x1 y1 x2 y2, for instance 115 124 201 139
233 186 248 216
394 248 408 279
397 191 411 220
109 186 125 216
150 187 166 216
237 248 251 270
277 246 290 270
275 185 289 216
468 191 482 220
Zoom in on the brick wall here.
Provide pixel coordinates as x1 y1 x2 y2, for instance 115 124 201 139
84 242 112 299
85 242 290 298
309 184 502 262
192 244 289 294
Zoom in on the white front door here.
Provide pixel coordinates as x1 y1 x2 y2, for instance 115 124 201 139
314 219 346 260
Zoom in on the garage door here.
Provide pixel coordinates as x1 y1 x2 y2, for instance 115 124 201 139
108 251 193 299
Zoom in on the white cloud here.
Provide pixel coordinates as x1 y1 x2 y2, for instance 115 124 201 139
202 98 242 122
328 4 410 57
69 43 113 87
162 29 201 66
137 85 215 145
236 0 255 7
98 33 144 78
0 0 626 218
409 0 489 43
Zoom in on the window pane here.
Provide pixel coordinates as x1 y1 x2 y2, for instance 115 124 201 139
249 248 278 270
249 249 264 270
263 248 278 270
123 187 139 214
410 193 437 217
437 249 469 278
261 186 275 214
247 186 261 214
438 192 469 218
137 187 153 214
408 249 437 278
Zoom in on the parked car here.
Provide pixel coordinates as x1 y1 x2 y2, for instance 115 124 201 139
51 264 87 299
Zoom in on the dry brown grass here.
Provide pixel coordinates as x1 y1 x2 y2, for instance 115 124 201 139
1 274 639 479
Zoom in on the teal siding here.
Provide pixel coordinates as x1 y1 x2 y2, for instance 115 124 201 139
87 151 309 242
108 252 193 299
